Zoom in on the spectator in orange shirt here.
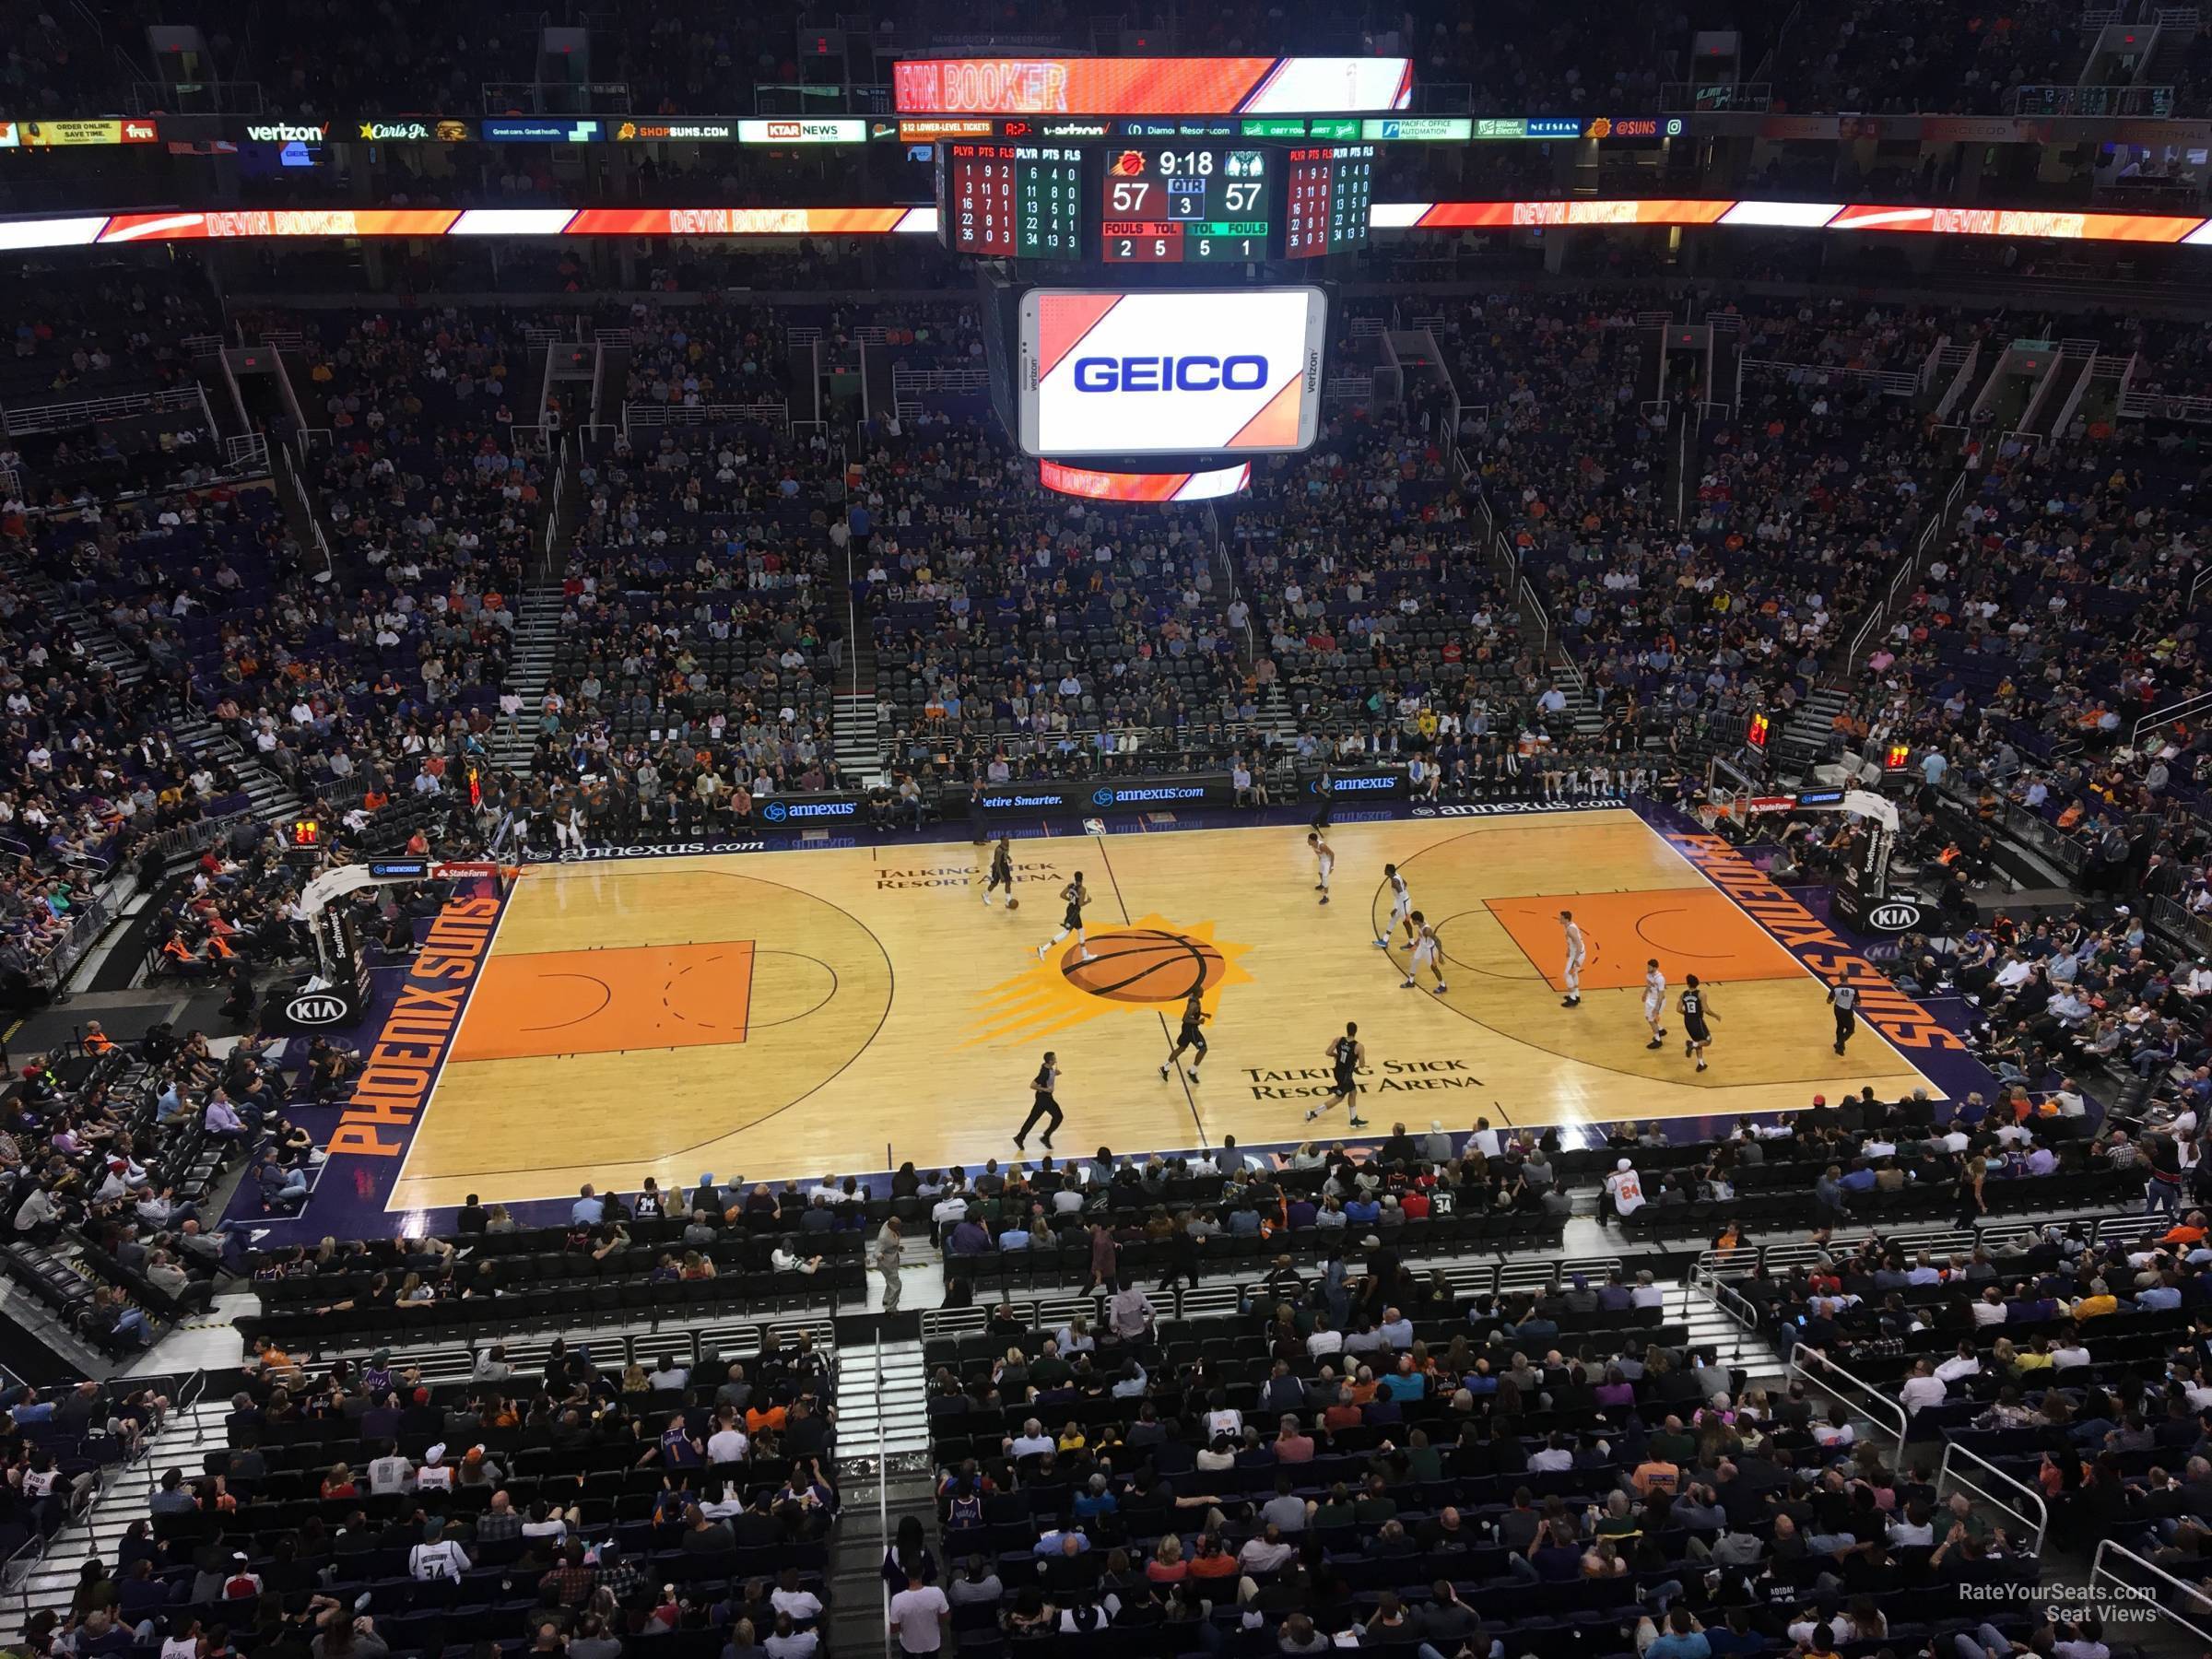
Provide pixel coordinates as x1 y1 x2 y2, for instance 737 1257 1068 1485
1630 1453 1680 1497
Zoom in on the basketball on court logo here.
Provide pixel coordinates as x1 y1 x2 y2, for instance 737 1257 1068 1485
1058 928 1228 1003
966 913 1253 1046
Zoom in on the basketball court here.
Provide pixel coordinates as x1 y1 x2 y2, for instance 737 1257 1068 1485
378 806 1946 1213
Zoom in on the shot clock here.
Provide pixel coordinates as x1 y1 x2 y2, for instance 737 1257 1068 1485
1100 145 1273 264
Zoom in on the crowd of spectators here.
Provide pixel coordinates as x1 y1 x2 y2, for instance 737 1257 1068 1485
924 1230 2051 1656
1 271 218 412
1763 1 2083 117
0 1010 336 1348
1726 1202 2212 1554
20 1329 842 1659
6 0 2153 121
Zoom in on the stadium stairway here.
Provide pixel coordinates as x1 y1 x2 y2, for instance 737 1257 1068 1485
10 1391 230 1623
0 537 299 821
833 1338 931 1470
486 583 566 772
831 537 884 787
0 543 143 692
1671 1276 1787 1394
832 692 885 788
1776 683 1851 771
170 710 300 824
1554 677 1607 744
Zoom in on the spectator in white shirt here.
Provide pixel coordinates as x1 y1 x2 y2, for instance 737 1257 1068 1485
1899 1359 1949 1415
367 1452 414 1494
1237 1526 1296 1575
1606 1159 1646 1218
705 1414 750 1464
1528 1434 1574 1472
1935 1343 1983 1384
771 1572 823 1623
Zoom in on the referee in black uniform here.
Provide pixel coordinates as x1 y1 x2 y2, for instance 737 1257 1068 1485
1014 1052 1065 1152
1827 982 1859 1055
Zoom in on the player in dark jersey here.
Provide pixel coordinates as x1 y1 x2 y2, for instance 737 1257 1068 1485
1037 872 1096 963
1678 976 1717 1072
982 835 1016 906
1305 1021 1368 1129
1160 986 1209 1084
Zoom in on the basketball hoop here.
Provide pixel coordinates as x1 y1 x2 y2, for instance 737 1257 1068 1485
1700 786 1747 832
1704 755 1755 830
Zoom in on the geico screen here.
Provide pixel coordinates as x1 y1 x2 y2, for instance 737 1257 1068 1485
1020 287 1326 458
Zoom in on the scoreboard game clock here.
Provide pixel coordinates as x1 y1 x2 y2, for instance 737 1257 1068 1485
938 142 1084 257
939 137 1373 262
1100 145 1273 264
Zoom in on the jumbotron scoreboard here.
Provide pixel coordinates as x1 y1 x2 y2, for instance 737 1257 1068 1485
937 136 1375 263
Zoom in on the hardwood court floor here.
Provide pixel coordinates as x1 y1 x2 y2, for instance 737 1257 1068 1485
387 809 1939 1211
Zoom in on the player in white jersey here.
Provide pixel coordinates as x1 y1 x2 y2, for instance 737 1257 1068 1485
1402 914 1447 994
1559 910 1586 1008
1375 864 1412 950
1307 831 1335 906
1641 959 1669 1049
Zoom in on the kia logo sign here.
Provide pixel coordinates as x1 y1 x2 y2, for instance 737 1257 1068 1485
1867 901 1924 932
285 994 349 1025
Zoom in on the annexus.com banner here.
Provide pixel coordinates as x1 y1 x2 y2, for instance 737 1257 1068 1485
969 774 1243 814
1300 766 1409 801
1018 287 1327 459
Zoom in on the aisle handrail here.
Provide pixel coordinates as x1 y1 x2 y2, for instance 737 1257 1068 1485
1788 1342 1910 1456
1936 1438 2048 1552
2088 1538 2212 1645
874 1346 892 1659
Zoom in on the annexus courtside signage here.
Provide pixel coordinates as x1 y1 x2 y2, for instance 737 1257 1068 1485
1018 287 1326 459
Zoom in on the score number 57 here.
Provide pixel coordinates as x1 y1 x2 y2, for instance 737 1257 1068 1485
1108 181 1264 214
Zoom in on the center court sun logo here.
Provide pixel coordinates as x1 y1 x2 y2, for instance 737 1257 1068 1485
965 914 1254 1047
